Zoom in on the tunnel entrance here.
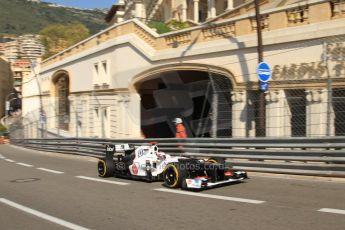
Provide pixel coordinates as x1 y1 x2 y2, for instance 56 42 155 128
136 70 233 138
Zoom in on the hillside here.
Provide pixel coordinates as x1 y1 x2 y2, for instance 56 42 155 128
0 0 108 35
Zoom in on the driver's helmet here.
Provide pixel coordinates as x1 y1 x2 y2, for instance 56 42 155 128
173 118 182 124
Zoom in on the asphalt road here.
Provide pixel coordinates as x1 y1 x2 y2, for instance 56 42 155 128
0 144 344 230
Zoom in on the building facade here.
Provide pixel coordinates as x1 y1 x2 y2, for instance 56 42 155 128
18 34 45 61
11 59 32 94
0 35 44 118
1 34 44 63
21 0 345 139
107 0 256 24
3 40 20 63
0 58 14 117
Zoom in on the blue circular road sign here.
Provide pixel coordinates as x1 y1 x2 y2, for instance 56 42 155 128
257 62 272 82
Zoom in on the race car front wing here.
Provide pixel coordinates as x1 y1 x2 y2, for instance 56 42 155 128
183 171 248 190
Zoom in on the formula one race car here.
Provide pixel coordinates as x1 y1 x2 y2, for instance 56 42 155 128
97 143 247 190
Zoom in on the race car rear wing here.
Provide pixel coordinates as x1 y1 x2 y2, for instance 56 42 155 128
105 144 135 159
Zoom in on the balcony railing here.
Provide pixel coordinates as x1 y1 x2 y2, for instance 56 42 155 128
41 0 339 68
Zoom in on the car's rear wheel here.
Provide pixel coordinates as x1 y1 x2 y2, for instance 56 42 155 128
98 158 115 177
163 163 185 188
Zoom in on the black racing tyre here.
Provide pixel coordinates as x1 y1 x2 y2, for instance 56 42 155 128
163 163 186 188
98 158 115 177
207 157 225 164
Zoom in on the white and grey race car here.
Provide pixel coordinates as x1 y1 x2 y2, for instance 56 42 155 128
97 143 247 190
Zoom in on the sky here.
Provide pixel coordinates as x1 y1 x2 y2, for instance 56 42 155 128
43 0 116 9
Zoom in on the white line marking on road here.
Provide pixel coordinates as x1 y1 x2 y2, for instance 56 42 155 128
154 188 265 204
0 198 90 230
37 168 64 174
75 176 130 185
318 208 345 215
16 163 33 167
4 159 15 163
0 154 4 159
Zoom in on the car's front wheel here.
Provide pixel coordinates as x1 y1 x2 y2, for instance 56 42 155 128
207 157 225 164
163 163 185 188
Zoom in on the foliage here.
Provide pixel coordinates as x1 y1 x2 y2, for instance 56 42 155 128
147 21 171 34
147 19 192 34
166 20 191 31
0 0 107 35
39 23 90 58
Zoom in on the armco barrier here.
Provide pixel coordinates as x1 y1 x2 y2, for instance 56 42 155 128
10 137 345 177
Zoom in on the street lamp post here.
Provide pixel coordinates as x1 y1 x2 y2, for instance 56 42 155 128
254 0 266 137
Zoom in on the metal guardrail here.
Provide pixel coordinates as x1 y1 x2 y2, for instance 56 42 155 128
10 137 345 177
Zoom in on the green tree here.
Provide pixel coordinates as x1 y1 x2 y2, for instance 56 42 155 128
39 22 90 59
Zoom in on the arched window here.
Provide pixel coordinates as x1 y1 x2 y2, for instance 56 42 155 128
54 74 69 130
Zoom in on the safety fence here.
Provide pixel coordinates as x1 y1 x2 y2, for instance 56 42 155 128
8 79 345 139
10 137 345 177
